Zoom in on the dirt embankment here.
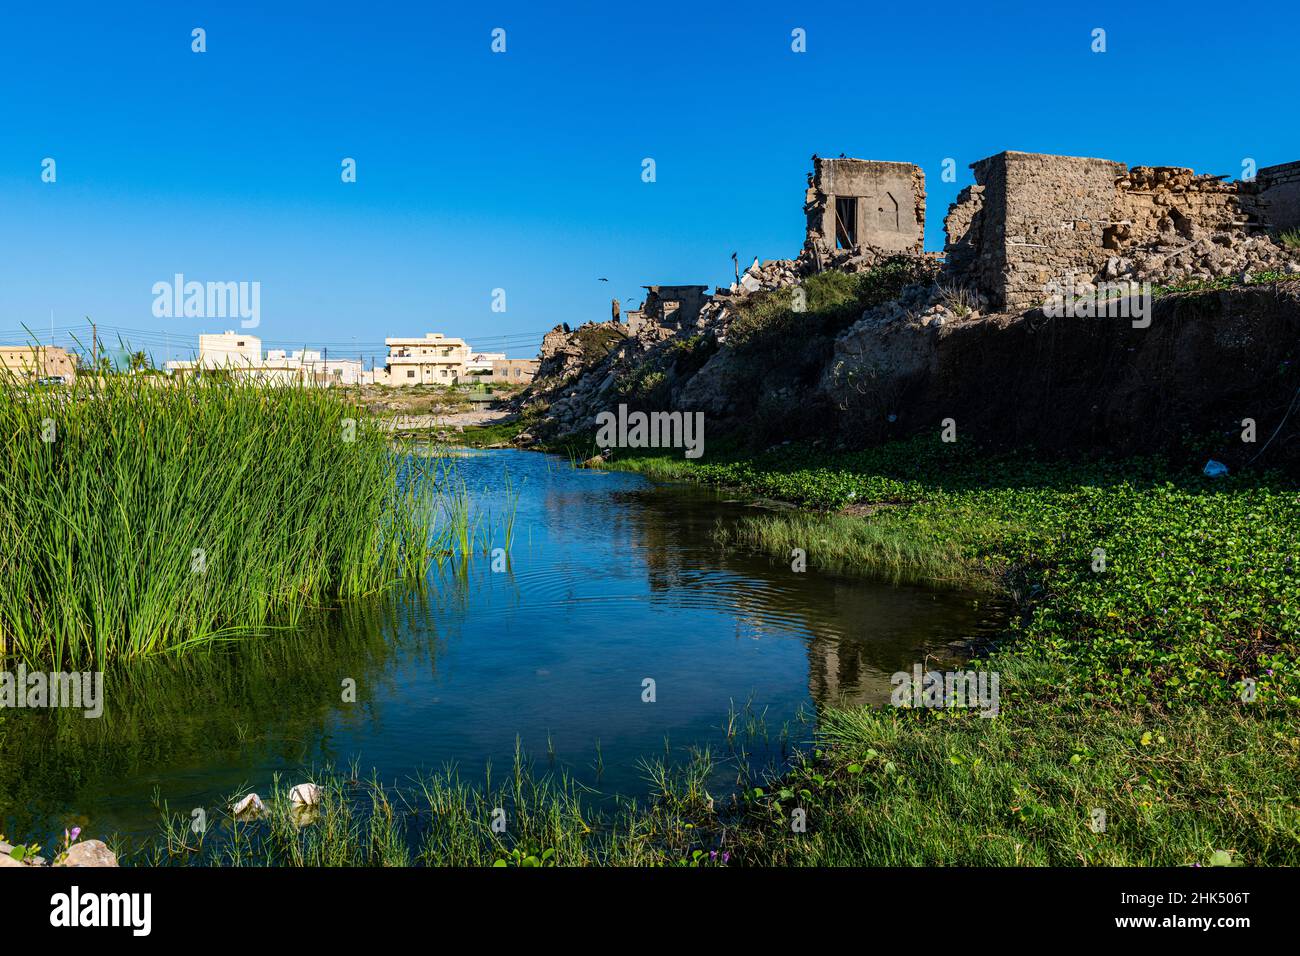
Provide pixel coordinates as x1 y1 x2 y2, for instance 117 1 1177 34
512 278 1300 470
825 284 1300 466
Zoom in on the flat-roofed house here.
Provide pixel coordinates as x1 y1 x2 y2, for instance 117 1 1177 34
0 345 79 382
383 333 470 385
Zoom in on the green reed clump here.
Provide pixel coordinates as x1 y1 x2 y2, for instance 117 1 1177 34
0 375 440 668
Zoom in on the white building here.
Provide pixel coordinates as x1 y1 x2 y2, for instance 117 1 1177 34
464 351 506 375
165 332 368 387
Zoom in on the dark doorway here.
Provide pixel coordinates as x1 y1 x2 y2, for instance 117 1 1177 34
835 196 857 249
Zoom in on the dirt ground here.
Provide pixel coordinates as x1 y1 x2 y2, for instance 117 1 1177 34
379 407 515 432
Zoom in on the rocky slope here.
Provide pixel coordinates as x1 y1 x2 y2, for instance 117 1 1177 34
511 236 1300 468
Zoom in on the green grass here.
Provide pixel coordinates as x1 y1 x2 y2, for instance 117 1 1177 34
458 413 536 447
1279 228 1300 251
0 374 442 668
727 257 936 352
715 506 1006 588
723 657 1300 865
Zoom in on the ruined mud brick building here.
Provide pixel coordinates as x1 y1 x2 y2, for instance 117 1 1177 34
612 150 1299 345
625 285 711 335
804 158 927 263
944 150 1300 311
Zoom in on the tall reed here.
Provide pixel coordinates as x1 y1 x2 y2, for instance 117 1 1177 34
0 374 441 668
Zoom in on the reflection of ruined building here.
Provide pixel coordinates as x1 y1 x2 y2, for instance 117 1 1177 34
945 150 1300 312
625 285 711 335
804 158 926 263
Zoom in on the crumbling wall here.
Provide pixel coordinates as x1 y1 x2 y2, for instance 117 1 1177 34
1111 166 1246 247
536 321 628 381
1251 161 1300 232
946 151 1300 311
805 158 925 264
942 184 984 280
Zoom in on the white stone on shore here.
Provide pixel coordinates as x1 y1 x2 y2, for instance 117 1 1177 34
232 793 265 816
289 783 320 807
57 839 118 868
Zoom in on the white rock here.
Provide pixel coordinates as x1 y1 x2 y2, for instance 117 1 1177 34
57 840 118 868
232 793 265 816
289 783 321 807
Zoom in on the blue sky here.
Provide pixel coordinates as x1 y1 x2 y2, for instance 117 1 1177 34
2 0 1297 364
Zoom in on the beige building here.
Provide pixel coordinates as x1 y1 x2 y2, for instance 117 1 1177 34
490 358 539 384
0 345 79 383
383 333 470 385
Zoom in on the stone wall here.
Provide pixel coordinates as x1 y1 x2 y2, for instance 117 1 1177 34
944 151 1126 312
1252 161 1300 232
944 150 1300 312
805 158 925 263
1111 166 1247 248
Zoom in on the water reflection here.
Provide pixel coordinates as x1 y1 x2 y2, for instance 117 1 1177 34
0 449 1004 842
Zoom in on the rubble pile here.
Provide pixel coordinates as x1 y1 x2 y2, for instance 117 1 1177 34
1109 232 1300 286
535 320 628 382
1102 163 1300 285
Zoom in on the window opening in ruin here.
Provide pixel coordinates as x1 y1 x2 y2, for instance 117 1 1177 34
835 197 857 249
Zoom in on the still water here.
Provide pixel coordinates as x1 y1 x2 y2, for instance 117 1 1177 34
0 449 1003 843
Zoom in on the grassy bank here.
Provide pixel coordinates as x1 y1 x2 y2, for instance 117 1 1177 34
0 376 439 668
135 751 723 867
588 438 1300 864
